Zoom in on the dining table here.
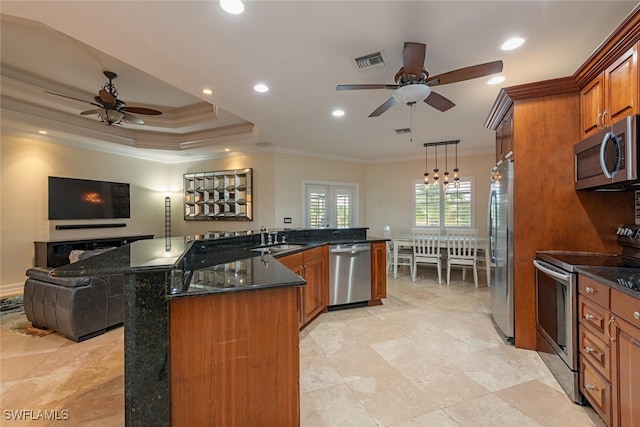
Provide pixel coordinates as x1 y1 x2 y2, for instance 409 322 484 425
392 235 491 286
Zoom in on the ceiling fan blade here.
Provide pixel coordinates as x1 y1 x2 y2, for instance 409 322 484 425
98 89 116 107
424 91 456 112
45 91 102 108
369 97 397 117
80 109 100 116
403 42 426 77
337 84 399 91
122 106 162 116
427 60 503 86
122 112 144 124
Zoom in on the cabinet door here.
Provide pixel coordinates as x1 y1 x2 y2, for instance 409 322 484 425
580 74 604 138
370 242 387 302
612 317 640 427
279 253 305 327
605 45 638 126
303 255 326 324
501 109 514 158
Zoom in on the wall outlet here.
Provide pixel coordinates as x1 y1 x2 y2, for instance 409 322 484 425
284 217 292 224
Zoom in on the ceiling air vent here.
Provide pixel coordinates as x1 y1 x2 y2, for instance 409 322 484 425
354 51 386 70
395 128 411 135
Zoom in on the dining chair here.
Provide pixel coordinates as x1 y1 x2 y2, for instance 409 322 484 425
383 226 413 278
446 228 479 287
411 228 442 284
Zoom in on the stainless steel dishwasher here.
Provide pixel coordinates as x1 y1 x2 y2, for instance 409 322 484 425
328 243 371 307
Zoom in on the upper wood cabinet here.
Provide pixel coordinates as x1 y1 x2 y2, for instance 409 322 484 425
580 44 638 139
495 106 514 163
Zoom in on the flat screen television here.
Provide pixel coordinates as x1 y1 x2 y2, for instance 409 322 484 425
48 176 130 220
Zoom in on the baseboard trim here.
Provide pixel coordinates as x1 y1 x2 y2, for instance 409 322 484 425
1 282 23 297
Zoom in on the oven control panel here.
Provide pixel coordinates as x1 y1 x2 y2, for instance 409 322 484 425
617 224 640 250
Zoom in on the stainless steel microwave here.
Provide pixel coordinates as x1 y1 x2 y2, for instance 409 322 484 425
575 114 640 190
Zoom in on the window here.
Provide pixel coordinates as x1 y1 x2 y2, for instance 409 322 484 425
413 178 474 228
304 183 357 228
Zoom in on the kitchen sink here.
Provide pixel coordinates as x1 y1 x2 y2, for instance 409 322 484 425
250 244 307 254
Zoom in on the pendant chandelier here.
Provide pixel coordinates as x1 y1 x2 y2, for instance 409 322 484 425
423 140 460 191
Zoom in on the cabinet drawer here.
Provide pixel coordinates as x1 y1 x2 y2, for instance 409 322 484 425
580 359 612 426
579 276 610 308
579 326 610 379
579 296 611 340
611 288 640 329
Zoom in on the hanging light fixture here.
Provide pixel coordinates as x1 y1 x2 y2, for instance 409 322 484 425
423 140 460 192
423 143 429 185
433 144 439 188
454 142 460 187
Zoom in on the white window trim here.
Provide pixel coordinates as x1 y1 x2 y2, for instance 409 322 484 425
302 180 359 228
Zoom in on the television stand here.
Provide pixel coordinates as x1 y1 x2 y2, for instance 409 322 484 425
34 235 154 268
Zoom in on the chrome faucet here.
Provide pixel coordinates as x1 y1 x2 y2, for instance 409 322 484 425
260 226 267 246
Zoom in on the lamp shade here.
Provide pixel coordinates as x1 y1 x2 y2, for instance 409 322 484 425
392 84 432 105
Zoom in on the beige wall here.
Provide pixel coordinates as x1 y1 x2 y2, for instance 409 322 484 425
365 152 496 239
1 135 493 291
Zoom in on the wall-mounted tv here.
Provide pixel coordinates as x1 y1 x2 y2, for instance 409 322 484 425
48 176 130 220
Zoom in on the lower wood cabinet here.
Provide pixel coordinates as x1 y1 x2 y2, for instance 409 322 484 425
169 286 300 426
279 246 328 329
370 242 387 304
578 275 640 427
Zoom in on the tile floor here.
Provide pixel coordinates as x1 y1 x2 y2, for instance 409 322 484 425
1 269 605 426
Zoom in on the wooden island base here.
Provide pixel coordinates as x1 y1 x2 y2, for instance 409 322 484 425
169 286 301 426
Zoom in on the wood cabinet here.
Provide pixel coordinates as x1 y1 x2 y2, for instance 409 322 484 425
370 241 387 304
495 106 514 163
578 275 640 426
610 289 640 427
169 286 300 426
580 44 638 138
279 246 328 329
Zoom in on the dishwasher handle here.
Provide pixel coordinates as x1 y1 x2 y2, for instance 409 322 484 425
330 244 370 255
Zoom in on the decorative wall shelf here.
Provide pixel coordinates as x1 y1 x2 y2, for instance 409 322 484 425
184 168 253 221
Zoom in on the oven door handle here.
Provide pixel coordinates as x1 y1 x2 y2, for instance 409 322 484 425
533 260 571 282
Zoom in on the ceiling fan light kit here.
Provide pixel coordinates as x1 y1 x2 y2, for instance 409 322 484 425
392 84 431 105
98 109 124 126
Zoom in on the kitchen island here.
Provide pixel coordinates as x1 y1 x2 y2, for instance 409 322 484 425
50 228 386 426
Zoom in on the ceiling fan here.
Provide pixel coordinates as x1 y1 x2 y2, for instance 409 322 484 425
336 42 503 117
45 71 162 126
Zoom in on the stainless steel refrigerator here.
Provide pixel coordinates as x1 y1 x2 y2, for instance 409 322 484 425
488 159 514 343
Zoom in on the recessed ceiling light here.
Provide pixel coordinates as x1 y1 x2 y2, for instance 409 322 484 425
202 88 213 95
487 76 506 85
501 36 526 51
254 83 269 93
38 130 47 135
332 109 345 117
220 0 244 14
224 148 231 152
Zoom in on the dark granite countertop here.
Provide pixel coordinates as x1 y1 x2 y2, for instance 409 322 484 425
50 228 386 299
576 266 640 299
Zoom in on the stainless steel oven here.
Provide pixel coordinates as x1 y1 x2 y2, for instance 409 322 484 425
534 251 623 404
534 258 580 402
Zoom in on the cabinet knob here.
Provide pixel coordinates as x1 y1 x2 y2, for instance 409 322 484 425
584 313 595 321
634 311 640 320
585 287 595 294
584 346 594 354
585 384 597 391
